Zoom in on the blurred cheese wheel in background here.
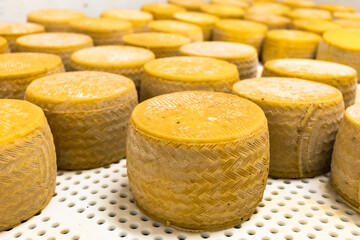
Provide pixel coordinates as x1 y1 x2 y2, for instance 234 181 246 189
141 2 186 20
282 0 315 9
168 0 207 11
0 37 9 53
292 19 342 35
333 19 360 28
287 8 332 20
333 12 360 20
247 3 290 16
211 0 250 8
200 4 245 19
245 13 291 29
318 4 355 13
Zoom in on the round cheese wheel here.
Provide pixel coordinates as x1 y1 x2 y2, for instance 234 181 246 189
27 9 86 32
287 8 332 20
331 104 360 213
282 0 315 9
141 3 186 20
123 32 190 58
180 41 258 79
244 13 291 29
262 29 321 63
174 12 219 40
233 77 344 178
100 9 153 32
200 4 245 19
141 56 239 100
317 28 360 81
16 32 93 70
0 36 9 53
70 45 155 90
247 3 290 16
0 53 64 99
0 22 44 51
127 91 269 231
168 0 207 11
318 4 355 13
262 59 357 108
213 19 268 52
333 19 360 28
292 19 342 35
333 12 360 20
25 71 138 170
149 20 203 42
211 0 250 8
69 18 132 46
0 99 56 231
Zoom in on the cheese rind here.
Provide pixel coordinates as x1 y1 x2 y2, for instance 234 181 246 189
318 4 355 13
127 91 269 231
0 36 9 53
141 3 186 20
244 13 291 29
247 3 290 16
200 4 245 19
282 0 315 9
287 8 332 20
292 20 342 35
0 99 56 231
333 12 360 20
149 20 203 42
233 77 344 178
168 0 207 11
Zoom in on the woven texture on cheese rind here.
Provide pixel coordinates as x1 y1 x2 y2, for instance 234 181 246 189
126 123 269 231
34 22 72 32
229 56 258 80
71 29 133 46
146 46 182 58
140 72 239 101
0 118 56 231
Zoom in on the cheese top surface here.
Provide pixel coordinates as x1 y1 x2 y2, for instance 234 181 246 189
26 71 135 104
247 3 290 15
69 18 132 32
333 19 360 28
245 13 290 26
211 0 249 8
233 77 342 105
144 56 238 81
282 0 315 8
264 59 356 80
318 4 355 13
180 41 257 60
215 19 268 33
266 29 321 43
149 20 202 35
333 12 360 20
0 53 62 78
174 12 219 25
200 4 245 18
101 9 153 23
0 22 44 35
169 0 207 10
293 20 342 34
71 46 155 68
16 32 93 50
141 3 186 15
287 8 332 20
323 28 360 51
123 32 190 48
0 99 44 144
27 9 86 24
345 105 360 127
131 91 266 143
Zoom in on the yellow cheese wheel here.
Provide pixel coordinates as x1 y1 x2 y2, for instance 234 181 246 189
123 32 190 58
333 19 360 28
292 19 342 35
70 45 155 90
16 32 93 70
287 8 332 20
69 18 132 46
127 91 269 231
211 0 250 8
282 0 315 9
0 53 64 99
233 77 344 178
200 4 245 19
247 3 291 16
331 105 360 212
213 19 268 52
174 12 219 40
262 59 357 107
333 12 360 20
141 56 239 101
100 9 153 32
317 28 360 81
318 4 355 13
0 36 9 53
168 0 207 11
141 2 186 20
0 99 56 231
0 22 44 51
262 29 321 63
149 20 203 42
180 41 258 79
27 9 86 32
25 71 138 170
244 13 291 29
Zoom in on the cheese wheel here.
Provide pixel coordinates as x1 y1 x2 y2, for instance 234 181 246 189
0 53 64 99
331 105 360 212
25 71 138 170
0 99 56 231
100 9 153 32
168 0 207 11
27 9 86 32
213 20 268 52
0 37 9 53
333 19 360 28
333 12 360 20
292 20 342 35
287 8 332 20
262 59 357 108
211 0 250 8
173 12 219 40
233 77 344 178
141 56 239 101
247 3 291 16
127 91 269 231
180 41 258 79
15 32 93 70
318 4 355 13
200 4 245 19
262 29 321 63
123 32 190 58
149 20 203 42
69 18 132 46
282 0 315 9
317 29 360 81
141 3 186 20
70 46 155 91
244 13 291 29
0 23 44 51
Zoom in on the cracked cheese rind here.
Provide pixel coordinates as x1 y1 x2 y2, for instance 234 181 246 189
127 91 270 231
0 99 56 231
149 20 203 42
233 77 344 178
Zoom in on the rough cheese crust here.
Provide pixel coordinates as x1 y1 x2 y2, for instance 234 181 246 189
233 78 344 178
141 3 186 20
127 91 269 231
25 71 138 170
0 99 56 231
331 105 360 213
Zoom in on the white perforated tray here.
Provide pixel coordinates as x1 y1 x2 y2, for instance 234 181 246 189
1 159 360 240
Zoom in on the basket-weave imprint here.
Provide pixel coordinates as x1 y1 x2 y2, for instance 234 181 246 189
230 56 258 80
36 23 73 32
71 29 133 46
